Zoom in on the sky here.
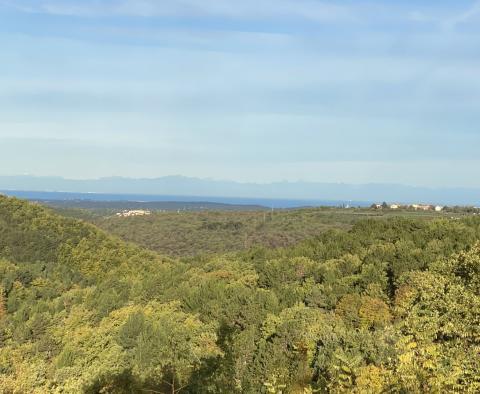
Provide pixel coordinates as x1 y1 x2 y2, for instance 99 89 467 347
0 0 479 187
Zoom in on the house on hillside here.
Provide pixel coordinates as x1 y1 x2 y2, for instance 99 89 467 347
411 204 432 211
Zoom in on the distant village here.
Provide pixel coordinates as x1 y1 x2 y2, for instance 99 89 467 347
371 203 444 212
113 204 480 218
370 203 480 214
116 209 152 217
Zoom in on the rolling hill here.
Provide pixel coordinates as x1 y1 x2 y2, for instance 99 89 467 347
0 195 479 392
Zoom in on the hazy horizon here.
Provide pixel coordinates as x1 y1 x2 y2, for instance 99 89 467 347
1 174 479 206
1 1 480 188
3 173 480 189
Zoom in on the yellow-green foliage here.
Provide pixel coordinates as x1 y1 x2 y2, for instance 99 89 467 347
0 196 479 393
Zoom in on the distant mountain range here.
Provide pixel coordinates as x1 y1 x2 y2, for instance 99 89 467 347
0 175 479 206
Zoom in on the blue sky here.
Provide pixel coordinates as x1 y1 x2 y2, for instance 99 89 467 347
0 0 479 187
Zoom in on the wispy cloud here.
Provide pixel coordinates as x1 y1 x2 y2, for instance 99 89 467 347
1 0 355 22
1 0 479 186
443 0 480 29
409 1 480 31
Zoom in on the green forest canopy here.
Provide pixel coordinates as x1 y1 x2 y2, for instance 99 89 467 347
0 195 479 393
59 206 460 258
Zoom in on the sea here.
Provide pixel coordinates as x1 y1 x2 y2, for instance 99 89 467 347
0 190 372 209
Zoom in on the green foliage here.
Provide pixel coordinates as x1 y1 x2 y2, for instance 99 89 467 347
79 208 373 257
0 195 479 392
117 311 146 350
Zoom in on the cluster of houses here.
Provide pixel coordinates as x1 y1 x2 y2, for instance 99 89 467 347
372 203 444 212
115 210 152 218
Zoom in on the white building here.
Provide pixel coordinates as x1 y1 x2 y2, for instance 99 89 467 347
411 204 432 211
116 210 152 218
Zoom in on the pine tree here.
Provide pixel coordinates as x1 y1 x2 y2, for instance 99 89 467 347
0 287 5 320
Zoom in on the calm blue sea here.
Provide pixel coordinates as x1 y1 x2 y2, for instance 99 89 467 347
1 190 372 209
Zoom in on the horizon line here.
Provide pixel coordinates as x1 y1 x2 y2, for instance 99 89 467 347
1 174 480 191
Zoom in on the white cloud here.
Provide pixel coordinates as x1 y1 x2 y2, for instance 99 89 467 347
1 0 355 22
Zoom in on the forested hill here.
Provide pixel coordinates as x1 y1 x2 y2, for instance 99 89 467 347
1 195 480 392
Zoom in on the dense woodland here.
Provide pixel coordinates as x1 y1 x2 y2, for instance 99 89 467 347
58 207 457 258
81 209 355 257
1 195 480 393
